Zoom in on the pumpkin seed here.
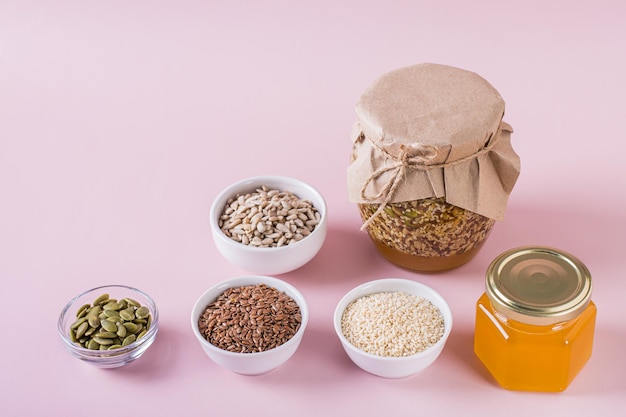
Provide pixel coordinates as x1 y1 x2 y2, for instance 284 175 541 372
133 323 143 334
75 321 89 339
70 316 87 330
135 306 150 320
119 308 135 321
68 292 152 352
102 301 121 311
403 209 418 218
100 320 118 333
76 304 91 318
87 314 100 328
103 310 121 318
93 337 114 345
124 297 140 307
124 322 137 333
92 293 110 305
383 207 396 217
116 323 127 338
122 334 136 346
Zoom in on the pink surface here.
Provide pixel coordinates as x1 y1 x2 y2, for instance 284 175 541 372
1 1 625 415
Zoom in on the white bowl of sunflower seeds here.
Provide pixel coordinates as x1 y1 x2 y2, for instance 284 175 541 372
333 278 453 378
191 275 309 375
209 175 327 275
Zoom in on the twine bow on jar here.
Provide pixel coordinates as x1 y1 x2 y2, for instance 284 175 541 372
359 142 439 231
359 126 504 231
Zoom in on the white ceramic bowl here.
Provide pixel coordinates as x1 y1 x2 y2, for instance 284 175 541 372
58 285 159 368
191 275 309 375
333 278 453 378
209 175 327 275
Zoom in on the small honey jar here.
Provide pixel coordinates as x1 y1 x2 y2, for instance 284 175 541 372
474 246 597 392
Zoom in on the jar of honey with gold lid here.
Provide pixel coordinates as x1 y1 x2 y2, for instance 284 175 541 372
474 246 597 392
347 63 521 272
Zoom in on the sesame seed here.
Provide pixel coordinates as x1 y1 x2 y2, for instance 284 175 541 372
341 291 445 357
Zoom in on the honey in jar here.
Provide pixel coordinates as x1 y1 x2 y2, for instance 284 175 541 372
474 246 597 392
357 198 495 271
347 63 521 272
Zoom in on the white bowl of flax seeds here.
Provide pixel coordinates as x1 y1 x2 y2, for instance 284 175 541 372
191 275 309 375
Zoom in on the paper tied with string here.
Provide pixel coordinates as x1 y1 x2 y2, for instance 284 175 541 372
347 63 521 226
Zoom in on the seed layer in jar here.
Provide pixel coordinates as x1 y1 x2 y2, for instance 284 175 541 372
359 198 494 258
219 186 320 248
341 291 444 357
198 284 302 353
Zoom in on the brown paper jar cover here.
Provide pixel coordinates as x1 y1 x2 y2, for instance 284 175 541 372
347 63 521 272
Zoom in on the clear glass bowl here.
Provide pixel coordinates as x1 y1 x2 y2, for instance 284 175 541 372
57 285 159 368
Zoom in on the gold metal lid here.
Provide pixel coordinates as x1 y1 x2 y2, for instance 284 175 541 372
485 246 592 326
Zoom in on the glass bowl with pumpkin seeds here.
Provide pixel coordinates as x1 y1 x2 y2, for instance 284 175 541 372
57 285 159 368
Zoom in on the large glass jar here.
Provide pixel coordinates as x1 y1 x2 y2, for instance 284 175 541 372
474 246 597 392
347 63 520 272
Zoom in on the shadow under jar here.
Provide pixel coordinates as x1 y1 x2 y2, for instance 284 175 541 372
348 63 521 272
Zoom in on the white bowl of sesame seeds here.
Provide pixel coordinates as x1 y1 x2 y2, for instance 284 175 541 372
333 278 453 378
209 175 327 275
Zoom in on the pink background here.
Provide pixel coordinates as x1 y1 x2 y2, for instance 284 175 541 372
1 0 625 415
